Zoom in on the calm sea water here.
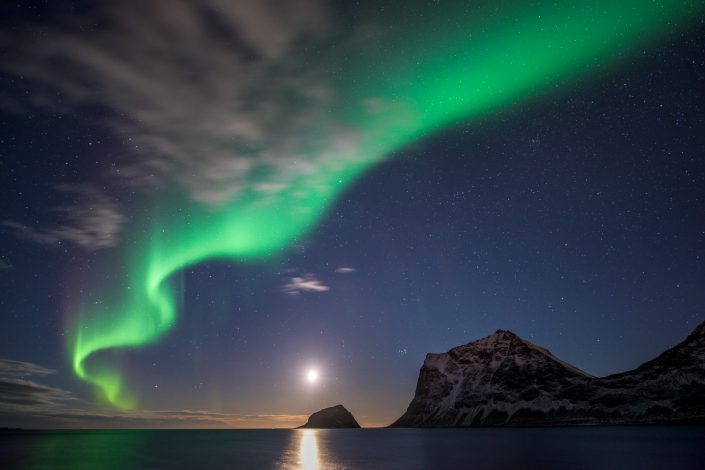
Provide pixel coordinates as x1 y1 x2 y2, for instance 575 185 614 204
1 427 704 469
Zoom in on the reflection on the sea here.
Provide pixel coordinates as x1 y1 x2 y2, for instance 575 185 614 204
279 429 341 470
299 430 319 470
30 430 144 469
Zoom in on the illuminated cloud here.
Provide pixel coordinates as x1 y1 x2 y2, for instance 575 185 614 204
0 357 306 428
3 185 125 250
0 405 308 429
0 359 71 412
335 267 356 273
0 378 75 409
0 0 338 211
39 409 307 428
282 275 330 295
0 359 55 377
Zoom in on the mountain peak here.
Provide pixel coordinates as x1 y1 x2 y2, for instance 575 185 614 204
493 328 514 334
393 319 705 427
394 328 594 427
441 328 592 379
297 404 360 429
690 320 705 337
492 329 519 338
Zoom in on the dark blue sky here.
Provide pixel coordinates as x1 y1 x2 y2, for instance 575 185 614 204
0 2 704 428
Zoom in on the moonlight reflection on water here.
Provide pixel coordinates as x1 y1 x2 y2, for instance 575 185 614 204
2 428 705 469
299 430 319 470
279 429 341 470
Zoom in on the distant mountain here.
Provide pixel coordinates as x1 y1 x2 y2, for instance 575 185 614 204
391 321 705 426
298 405 361 429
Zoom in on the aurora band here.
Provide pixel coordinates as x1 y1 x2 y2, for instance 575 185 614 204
70 0 704 407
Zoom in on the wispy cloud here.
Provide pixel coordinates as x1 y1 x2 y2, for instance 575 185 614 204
0 404 308 429
38 409 309 429
282 274 330 295
0 378 75 409
0 259 12 270
0 359 55 377
0 356 307 428
0 359 71 412
3 185 126 250
0 0 364 213
335 266 356 273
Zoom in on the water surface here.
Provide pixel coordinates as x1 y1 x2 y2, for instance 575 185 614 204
1 427 704 469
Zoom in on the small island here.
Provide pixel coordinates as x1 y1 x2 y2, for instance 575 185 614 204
298 405 361 429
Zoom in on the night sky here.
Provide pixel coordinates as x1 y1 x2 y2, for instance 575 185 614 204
1 1 704 428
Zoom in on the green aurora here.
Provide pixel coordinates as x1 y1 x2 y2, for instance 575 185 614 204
70 0 704 408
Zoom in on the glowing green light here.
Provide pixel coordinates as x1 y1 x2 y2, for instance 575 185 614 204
70 0 702 407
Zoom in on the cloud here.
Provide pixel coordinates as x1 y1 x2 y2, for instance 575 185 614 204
282 274 330 295
38 409 305 427
0 0 365 214
335 266 356 273
0 359 55 377
0 356 307 428
0 405 308 429
0 359 71 412
0 378 75 408
3 185 126 250
0 259 12 270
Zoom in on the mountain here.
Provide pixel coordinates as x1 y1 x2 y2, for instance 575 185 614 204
298 405 361 429
391 321 705 426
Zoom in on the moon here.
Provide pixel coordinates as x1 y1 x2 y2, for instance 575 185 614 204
306 369 319 383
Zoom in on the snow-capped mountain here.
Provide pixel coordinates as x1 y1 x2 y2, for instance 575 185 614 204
391 321 705 426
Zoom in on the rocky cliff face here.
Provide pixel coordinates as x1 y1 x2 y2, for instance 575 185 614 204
298 404 361 429
391 321 705 426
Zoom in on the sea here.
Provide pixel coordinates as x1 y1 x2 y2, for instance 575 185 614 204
1 426 704 469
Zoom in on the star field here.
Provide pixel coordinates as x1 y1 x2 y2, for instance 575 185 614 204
0 1 703 428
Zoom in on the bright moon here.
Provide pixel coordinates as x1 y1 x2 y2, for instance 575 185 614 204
306 369 319 383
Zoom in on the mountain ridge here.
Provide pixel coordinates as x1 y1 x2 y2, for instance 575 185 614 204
298 404 361 429
391 320 705 427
